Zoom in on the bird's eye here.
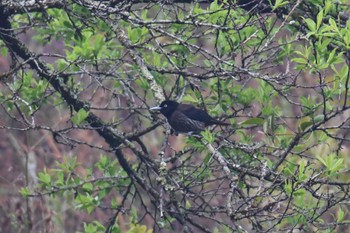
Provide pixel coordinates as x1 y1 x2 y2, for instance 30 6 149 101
163 104 167 108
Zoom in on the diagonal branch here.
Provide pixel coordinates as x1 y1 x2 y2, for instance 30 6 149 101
0 6 159 199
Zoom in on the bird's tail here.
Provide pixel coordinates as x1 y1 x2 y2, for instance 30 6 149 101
209 119 230 126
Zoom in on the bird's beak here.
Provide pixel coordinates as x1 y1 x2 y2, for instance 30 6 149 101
150 106 162 111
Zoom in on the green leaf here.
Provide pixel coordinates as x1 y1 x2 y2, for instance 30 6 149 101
303 18 316 33
201 129 214 143
19 187 31 197
152 51 161 66
72 108 89 125
316 10 323 31
209 0 219 11
83 183 94 192
298 114 324 132
326 49 336 64
1 47 8 57
324 0 332 14
344 30 350 47
141 9 148 20
83 221 106 233
182 95 198 103
38 171 52 185
75 193 97 214
337 208 345 223
338 65 349 79
316 153 344 175
328 18 339 33
240 118 265 126
313 115 325 124
292 56 309 65
92 34 104 56
135 78 149 90
63 20 73 28
297 160 308 182
272 0 289 11
284 179 293 196
299 120 312 132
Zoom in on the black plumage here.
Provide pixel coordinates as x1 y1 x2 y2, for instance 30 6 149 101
150 100 229 134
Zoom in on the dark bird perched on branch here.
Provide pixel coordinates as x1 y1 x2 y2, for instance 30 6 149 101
150 100 230 134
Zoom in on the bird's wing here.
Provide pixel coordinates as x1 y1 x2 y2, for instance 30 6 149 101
180 104 215 122
170 110 206 132
180 103 229 125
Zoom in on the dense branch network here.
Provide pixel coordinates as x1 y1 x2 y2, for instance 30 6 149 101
0 0 350 232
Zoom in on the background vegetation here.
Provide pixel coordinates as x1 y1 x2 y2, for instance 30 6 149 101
1 0 350 232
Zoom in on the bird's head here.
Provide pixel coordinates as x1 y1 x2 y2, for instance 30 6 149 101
150 100 179 118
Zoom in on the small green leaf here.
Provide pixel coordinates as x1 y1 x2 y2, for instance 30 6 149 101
83 183 94 192
272 0 289 11
326 49 336 64
72 108 89 125
316 153 344 175
313 115 325 123
324 0 332 14
75 193 97 214
292 57 308 64
1 47 8 57
63 20 72 28
240 118 265 126
38 171 52 185
298 160 308 182
201 129 214 143
141 9 148 20
19 187 31 197
284 179 293 196
303 18 316 33
135 78 149 90
337 208 345 223
329 18 339 32
182 95 198 103
316 10 323 31
299 117 313 132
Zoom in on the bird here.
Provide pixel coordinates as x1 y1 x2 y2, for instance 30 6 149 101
150 100 230 134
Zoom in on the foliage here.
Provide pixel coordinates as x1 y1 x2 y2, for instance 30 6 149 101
1 0 350 232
